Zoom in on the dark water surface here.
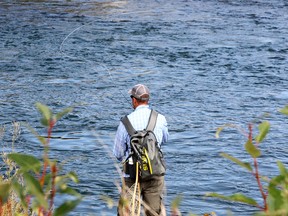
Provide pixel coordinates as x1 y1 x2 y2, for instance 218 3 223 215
1 0 288 215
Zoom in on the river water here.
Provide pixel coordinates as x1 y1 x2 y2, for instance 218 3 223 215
1 0 288 215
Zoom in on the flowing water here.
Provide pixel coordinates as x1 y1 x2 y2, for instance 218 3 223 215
1 0 288 215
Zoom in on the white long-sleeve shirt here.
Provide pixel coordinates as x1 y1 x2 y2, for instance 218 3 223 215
113 104 169 162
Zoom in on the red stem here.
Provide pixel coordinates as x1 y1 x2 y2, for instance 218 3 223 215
7 200 11 216
38 119 56 215
38 207 43 216
253 158 267 211
48 164 57 216
249 124 268 211
40 119 55 186
0 199 2 216
25 195 31 215
47 119 55 143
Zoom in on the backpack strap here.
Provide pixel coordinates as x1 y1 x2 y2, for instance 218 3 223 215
121 110 158 135
146 110 158 131
121 116 136 136
121 116 141 161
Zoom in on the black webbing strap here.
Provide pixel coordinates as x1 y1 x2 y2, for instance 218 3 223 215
121 110 158 135
146 110 158 131
121 116 136 136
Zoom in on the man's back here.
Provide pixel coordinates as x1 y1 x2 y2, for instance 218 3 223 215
114 104 168 161
127 105 168 146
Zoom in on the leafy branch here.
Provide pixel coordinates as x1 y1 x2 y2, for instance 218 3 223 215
0 103 82 216
207 106 288 215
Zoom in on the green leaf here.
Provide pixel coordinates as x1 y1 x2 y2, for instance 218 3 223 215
230 193 258 205
0 182 11 204
220 153 253 172
56 172 79 187
207 192 258 206
100 195 115 209
215 124 237 138
23 173 48 209
55 173 79 192
40 118 49 127
67 172 79 183
279 106 288 115
12 181 28 209
255 121 270 143
267 186 283 211
269 175 285 188
171 195 182 209
53 199 82 216
43 173 52 193
23 123 47 145
8 153 42 173
253 212 266 216
215 126 225 139
38 136 47 145
245 140 261 158
277 161 288 176
59 187 82 198
55 107 73 121
35 102 52 124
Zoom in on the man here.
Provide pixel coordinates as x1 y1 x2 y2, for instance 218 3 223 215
113 84 169 216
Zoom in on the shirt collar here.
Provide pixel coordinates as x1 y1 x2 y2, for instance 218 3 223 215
135 104 149 111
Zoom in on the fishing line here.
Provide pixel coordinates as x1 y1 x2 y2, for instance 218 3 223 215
59 24 85 55
59 22 133 108
58 5 174 110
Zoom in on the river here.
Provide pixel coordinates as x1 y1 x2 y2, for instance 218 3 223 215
1 0 288 215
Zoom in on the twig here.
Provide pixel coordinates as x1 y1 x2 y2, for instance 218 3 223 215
249 124 268 211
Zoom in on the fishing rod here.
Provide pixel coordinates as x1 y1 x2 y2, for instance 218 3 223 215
103 65 132 106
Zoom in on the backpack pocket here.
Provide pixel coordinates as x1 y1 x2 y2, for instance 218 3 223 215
124 156 137 179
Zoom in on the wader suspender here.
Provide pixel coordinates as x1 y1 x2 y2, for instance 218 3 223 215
121 110 158 136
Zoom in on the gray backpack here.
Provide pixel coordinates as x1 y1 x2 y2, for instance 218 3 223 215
121 110 166 181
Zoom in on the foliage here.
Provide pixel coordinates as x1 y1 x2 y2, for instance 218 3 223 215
0 103 82 216
207 106 288 215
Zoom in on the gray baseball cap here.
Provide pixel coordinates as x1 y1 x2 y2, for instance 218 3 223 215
128 84 150 101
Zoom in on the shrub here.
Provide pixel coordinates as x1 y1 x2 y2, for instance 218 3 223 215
0 103 82 216
207 105 288 216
